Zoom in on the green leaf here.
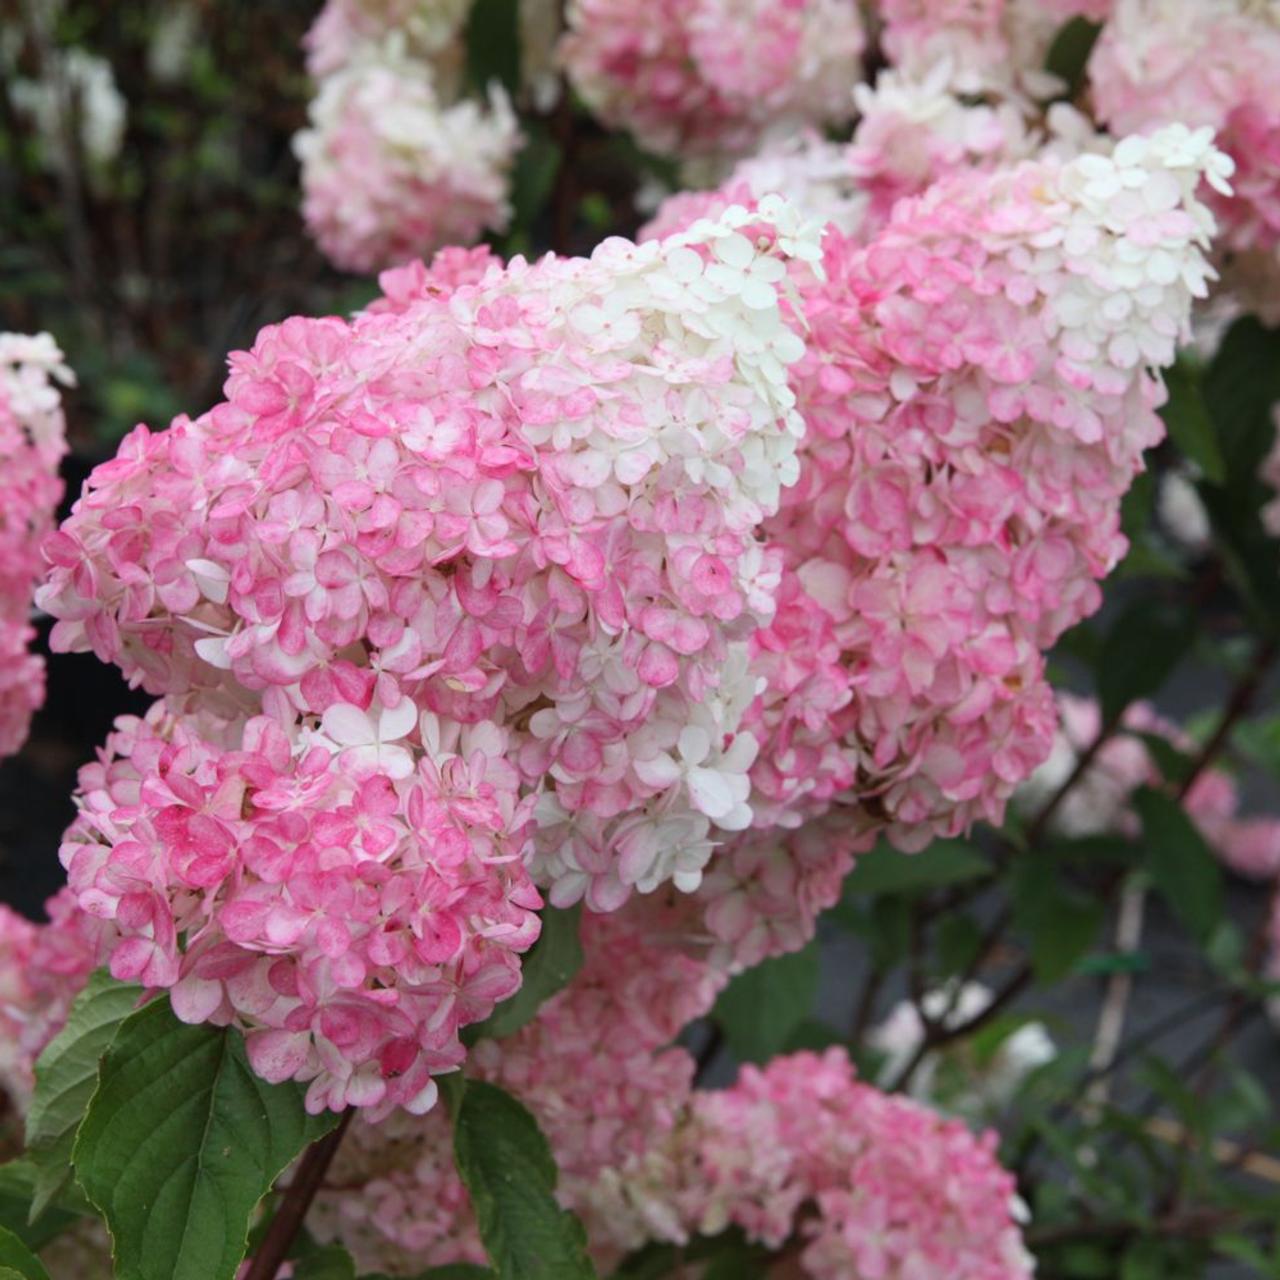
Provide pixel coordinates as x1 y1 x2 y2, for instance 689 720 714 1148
1121 456 1155 543
1160 361 1225 484
1133 732 1194 788
1134 786 1224 944
841 839 991 897
712 940 819 1063
1011 863 1104 983
24 970 144 1220
0 1227 49 1280
72 999 339 1280
1121 1239 1176 1280
465 0 520 94
609 1244 679 1279
935 914 983 976
1045 16 1102 96
1213 1234 1277 1274
466 904 583 1043
1203 318 1280 478
1076 950 1151 977
411 1268 498 1280
1200 317 1280 627
0 1162 86 1252
509 128 562 230
293 1245 357 1280
831 896 913 968
781 1017 842 1054
450 1080 595 1280
1098 598 1195 722
1233 714 1280 779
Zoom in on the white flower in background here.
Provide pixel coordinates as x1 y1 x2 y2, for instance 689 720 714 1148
870 982 1057 1120
147 3 199 84
1157 469 1212 552
12 47 127 171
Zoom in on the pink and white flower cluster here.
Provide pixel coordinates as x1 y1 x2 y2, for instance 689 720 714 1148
879 0 1112 98
658 1049 1034 1280
303 0 474 78
0 332 71 759
296 0 519 273
559 0 865 160
1088 0 1280 258
310 896 724 1272
650 126 1225 863
304 917 1031 1279
38 204 816 1112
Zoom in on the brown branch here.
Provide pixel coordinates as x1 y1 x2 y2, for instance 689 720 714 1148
243 1110 352 1280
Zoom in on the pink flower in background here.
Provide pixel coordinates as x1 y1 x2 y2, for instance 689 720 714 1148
304 0 474 77
0 333 72 759
559 0 863 160
1089 0 1279 255
1021 691 1280 881
295 51 520 274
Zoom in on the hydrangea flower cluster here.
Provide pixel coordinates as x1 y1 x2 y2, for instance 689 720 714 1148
1088 0 1280 258
39 205 816 1111
558 0 865 160
612 1049 1035 1280
880 0 1111 97
295 41 520 274
649 126 1226 861
0 888 111 1107
304 953 1032 1278
311 897 723 1272
0 333 72 758
1020 692 1280 880
303 0 475 78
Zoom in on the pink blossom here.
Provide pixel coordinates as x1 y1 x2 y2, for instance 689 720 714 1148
295 48 521 274
39 205 818 1109
0 333 71 758
559 0 863 159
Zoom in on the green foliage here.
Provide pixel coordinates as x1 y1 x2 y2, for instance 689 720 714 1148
1134 786 1223 945
713 939 820 1063
0 1162 86 1253
412 1267 499 1280
609 1244 680 1279
446 1078 596 1280
1097 598 1195 722
465 0 521 94
1199 318 1280 627
466 904 584 1043
24 970 143 1219
840 839 991 896
292 1245 358 1280
73 999 338 1280
1045 17 1102 96
1233 713 1280 779
0 1227 49 1280
1159 360 1225 484
1012 862 1104 983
